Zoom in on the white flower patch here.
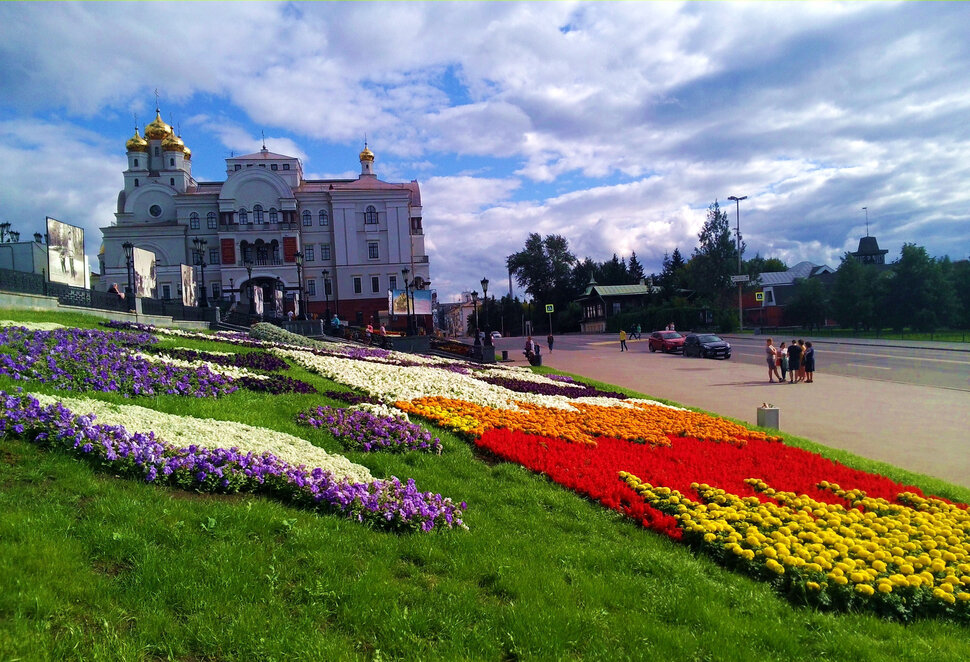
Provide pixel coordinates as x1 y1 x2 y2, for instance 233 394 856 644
272 347 682 413
0 320 65 330
349 402 411 422
133 352 268 381
174 346 234 356
29 392 374 483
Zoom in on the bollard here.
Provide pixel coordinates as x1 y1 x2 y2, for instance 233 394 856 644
757 403 779 429
501 349 509 361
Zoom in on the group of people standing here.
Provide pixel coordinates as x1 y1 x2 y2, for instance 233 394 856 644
765 338 815 384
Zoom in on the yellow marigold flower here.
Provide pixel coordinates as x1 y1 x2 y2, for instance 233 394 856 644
855 583 875 596
957 592 970 602
834 575 849 585
877 582 893 594
806 581 821 591
703 533 716 543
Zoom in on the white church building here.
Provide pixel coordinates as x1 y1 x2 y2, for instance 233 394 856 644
100 107 430 329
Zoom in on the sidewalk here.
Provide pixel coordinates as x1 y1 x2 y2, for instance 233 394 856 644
527 338 970 490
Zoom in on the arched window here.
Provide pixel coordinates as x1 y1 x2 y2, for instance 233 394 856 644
170 178 175 186
364 205 378 224
189 212 200 230
170 158 175 167
207 212 217 229
302 210 312 226
253 205 264 224
239 208 249 224
319 210 329 226
133 158 139 168
154 147 160 156
269 208 278 224
134 179 139 187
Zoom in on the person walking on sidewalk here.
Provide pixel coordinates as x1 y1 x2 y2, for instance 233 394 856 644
547 333 554 353
778 341 789 382
619 329 628 351
787 339 802 383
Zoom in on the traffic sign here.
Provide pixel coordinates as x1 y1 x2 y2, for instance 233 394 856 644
545 304 554 314
755 291 764 302
730 275 750 283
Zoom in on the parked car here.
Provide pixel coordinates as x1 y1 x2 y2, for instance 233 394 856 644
647 330 685 353
490 331 502 339
682 333 732 359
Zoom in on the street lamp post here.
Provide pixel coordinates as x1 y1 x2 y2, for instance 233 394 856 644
122 241 135 310
321 269 330 319
402 267 412 335
294 251 306 319
9 231 19 243
0 222 10 243
192 237 208 307
471 291 478 338
727 195 747 331
480 277 491 345
244 258 255 315
228 277 235 303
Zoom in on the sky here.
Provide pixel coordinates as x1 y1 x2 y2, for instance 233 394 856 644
1 1 969 303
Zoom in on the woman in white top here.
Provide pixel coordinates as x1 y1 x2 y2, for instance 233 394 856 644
766 338 782 383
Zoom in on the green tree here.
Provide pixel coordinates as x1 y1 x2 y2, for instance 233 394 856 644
628 251 645 283
659 248 687 300
507 233 577 316
688 200 741 307
745 253 788 280
599 253 629 285
784 277 829 329
884 244 957 332
948 259 970 328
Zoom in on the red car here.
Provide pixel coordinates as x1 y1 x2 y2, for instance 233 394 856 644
647 330 685 353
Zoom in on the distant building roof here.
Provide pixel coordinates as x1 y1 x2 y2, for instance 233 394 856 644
759 261 834 286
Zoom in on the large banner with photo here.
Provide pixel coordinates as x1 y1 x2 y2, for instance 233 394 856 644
132 247 156 298
181 264 196 307
389 289 433 316
46 217 86 287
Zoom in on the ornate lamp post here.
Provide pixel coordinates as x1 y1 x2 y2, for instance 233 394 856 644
0 222 10 243
9 231 19 243
294 251 305 319
275 276 285 318
244 257 255 315
122 241 135 309
480 276 491 345
228 277 235 303
192 237 208 306
321 269 330 319
401 267 412 335
33 233 42 244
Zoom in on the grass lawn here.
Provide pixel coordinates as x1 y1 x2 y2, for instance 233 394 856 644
1 309 968 661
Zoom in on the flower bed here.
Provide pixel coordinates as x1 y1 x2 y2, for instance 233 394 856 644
297 405 442 454
2 391 464 532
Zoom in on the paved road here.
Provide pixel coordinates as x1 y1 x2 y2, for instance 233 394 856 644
718 335 970 391
493 334 970 490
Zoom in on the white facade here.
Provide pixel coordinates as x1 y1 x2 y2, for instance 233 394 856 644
101 109 430 326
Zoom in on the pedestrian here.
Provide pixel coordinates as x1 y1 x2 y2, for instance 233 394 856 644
634 323 641 340
365 323 374 343
765 338 782 382
803 341 815 383
524 335 535 359
778 342 788 382
547 333 554 353
787 339 802 383
619 328 628 352
797 339 807 382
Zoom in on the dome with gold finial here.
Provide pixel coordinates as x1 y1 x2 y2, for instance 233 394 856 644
144 110 172 140
359 144 375 162
183 144 192 160
162 130 185 153
125 127 148 152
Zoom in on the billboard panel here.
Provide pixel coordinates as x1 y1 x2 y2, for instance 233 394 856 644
389 289 432 315
46 217 85 287
181 264 196 307
132 247 156 298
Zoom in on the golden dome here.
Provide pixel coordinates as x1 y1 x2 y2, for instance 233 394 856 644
183 144 192 160
359 144 375 162
162 130 185 153
125 127 148 152
98 242 105 256
144 110 172 140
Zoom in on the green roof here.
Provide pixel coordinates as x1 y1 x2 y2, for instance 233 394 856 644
583 284 652 297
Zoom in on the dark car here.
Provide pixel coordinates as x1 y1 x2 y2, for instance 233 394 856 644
682 333 732 359
647 330 685 353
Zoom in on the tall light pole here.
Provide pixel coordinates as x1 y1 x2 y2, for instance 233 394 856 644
244 257 255 315
294 251 305 319
727 195 746 331
470 290 478 338
192 236 208 307
321 269 330 319
122 241 135 308
480 276 490 345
